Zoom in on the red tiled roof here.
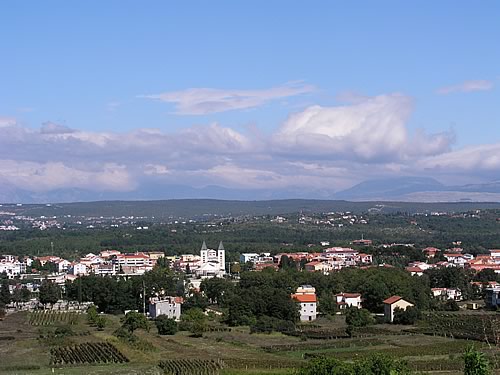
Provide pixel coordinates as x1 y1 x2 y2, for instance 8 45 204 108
336 293 361 298
306 261 322 266
405 266 423 272
292 294 317 303
383 295 402 305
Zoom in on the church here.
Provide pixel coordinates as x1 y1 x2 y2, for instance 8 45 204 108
195 241 226 278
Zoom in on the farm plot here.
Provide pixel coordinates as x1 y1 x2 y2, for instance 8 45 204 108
420 312 500 344
158 359 224 375
50 342 129 365
29 311 79 326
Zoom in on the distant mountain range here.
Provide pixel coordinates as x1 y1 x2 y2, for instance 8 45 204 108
335 177 500 202
1 177 500 204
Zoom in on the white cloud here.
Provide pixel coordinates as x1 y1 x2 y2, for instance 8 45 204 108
40 121 76 135
0 161 134 192
0 117 17 127
274 94 412 160
437 80 494 95
142 82 315 115
418 143 500 173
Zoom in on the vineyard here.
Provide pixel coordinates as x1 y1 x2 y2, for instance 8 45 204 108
285 326 349 339
420 312 500 344
50 342 129 365
158 359 225 375
262 338 384 352
29 311 79 326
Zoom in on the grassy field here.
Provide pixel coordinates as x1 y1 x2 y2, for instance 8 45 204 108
1 311 500 375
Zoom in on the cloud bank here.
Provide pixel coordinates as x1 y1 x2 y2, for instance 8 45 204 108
142 82 315 115
0 92 496 198
437 80 494 95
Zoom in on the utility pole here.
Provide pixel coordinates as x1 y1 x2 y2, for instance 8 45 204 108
142 279 146 316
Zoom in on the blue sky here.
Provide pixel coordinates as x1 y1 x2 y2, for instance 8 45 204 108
0 1 499 199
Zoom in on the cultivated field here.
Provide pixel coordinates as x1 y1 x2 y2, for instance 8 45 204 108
1 311 500 374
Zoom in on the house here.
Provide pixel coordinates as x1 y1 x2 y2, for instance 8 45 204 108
148 296 183 320
304 261 332 274
240 253 259 263
113 252 151 268
443 253 469 267
254 262 279 271
55 259 72 273
99 250 121 259
358 253 373 264
335 293 362 310
405 266 424 276
291 285 317 322
70 262 88 276
431 288 462 301
383 296 414 322
490 249 500 259
423 247 439 258
352 239 372 246
485 287 500 308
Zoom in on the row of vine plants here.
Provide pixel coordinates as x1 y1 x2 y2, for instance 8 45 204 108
50 342 128 365
29 311 79 326
158 359 224 375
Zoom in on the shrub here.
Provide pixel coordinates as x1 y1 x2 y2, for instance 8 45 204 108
393 306 420 325
155 315 178 335
250 316 295 334
463 345 490 375
345 308 374 327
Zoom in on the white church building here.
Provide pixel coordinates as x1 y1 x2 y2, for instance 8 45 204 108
195 241 226 278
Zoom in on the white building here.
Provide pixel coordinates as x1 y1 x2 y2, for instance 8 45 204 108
240 253 259 263
292 285 317 322
431 288 462 301
335 293 362 310
70 262 88 276
196 241 226 278
148 296 183 320
0 260 25 279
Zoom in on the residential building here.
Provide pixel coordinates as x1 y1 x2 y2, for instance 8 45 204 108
431 288 462 301
148 296 183 320
335 293 362 310
485 287 500 308
292 285 317 322
383 296 414 323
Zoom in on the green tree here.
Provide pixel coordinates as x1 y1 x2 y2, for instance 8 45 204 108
182 292 208 311
95 315 107 330
155 315 178 335
463 345 490 375
318 292 338 315
0 280 11 305
39 279 60 306
20 286 31 302
200 277 233 305
121 311 149 333
180 307 207 337
345 308 374 327
393 306 420 325
87 305 99 325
